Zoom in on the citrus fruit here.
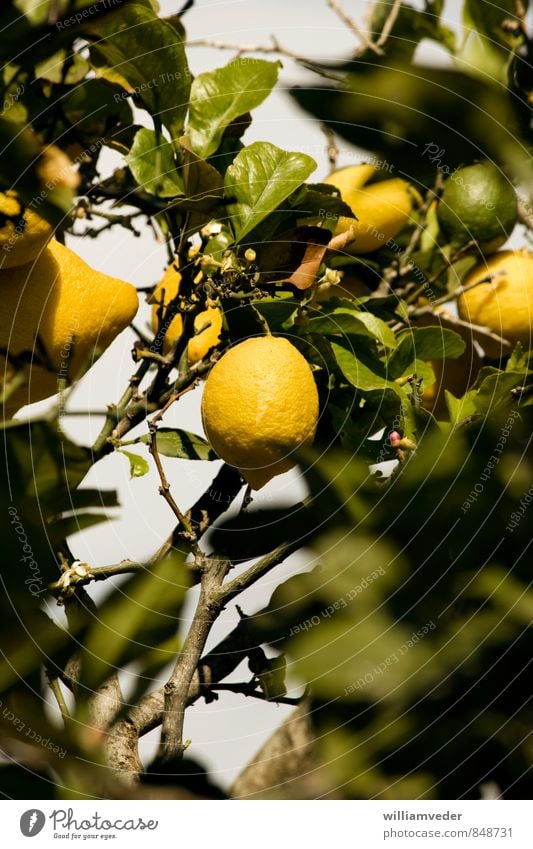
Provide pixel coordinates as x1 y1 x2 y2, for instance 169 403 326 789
437 161 517 250
0 191 54 269
201 336 319 489
457 250 533 348
324 166 418 253
1 240 138 415
151 262 222 363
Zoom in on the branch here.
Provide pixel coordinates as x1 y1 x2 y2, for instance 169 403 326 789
209 682 303 706
216 543 294 607
148 417 198 547
326 0 384 55
375 0 402 48
230 700 318 799
156 558 230 763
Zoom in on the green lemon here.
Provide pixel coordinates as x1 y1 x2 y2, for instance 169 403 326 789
437 161 517 251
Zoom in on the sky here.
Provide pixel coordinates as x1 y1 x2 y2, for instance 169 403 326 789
24 0 485 788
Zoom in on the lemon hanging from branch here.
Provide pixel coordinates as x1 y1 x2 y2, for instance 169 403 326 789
201 336 319 490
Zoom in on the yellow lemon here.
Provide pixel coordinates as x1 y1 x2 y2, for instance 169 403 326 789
323 163 378 203
0 191 54 269
458 250 533 348
324 166 418 254
201 336 319 489
1 240 138 415
151 262 222 362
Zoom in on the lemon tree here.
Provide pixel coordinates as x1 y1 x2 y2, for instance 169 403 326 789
0 0 532 804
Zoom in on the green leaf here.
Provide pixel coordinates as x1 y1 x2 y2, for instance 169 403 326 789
388 326 466 379
257 655 287 702
331 341 401 395
292 65 527 186
306 306 397 348
188 58 280 158
136 428 217 460
79 552 190 691
225 142 316 243
126 128 184 197
87 3 191 140
120 449 150 478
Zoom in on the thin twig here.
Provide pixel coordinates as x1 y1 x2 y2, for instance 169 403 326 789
375 0 402 47
148 419 197 545
326 0 384 54
209 682 303 706
49 677 71 722
408 272 505 317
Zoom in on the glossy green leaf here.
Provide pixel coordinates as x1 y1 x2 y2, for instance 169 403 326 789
225 142 316 242
188 58 280 158
126 128 184 197
306 307 397 348
388 326 466 379
87 3 190 139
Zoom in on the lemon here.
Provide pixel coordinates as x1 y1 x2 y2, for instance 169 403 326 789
323 163 378 202
201 336 319 489
151 262 222 363
437 162 517 250
458 250 533 348
1 240 138 415
0 191 54 269
324 166 418 253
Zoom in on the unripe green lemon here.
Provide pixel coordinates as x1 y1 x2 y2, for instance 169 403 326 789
437 161 517 250
201 336 319 489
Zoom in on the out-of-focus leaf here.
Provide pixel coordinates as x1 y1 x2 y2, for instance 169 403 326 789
136 428 217 460
367 0 456 60
126 128 184 197
79 551 190 691
188 58 280 158
292 65 528 185
0 118 73 226
225 142 316 242
87 3 191 140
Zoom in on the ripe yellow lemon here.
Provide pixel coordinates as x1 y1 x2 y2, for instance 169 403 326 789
1 240 138 415
323 166 418 253
0 191 54 269
201 336 319 489
458 250 533 348
151 262 222 363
